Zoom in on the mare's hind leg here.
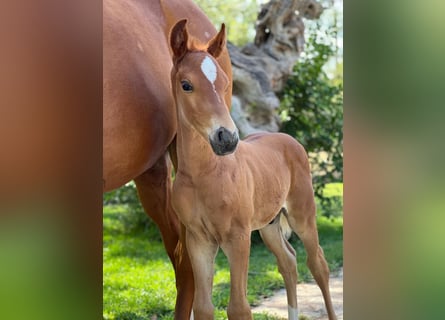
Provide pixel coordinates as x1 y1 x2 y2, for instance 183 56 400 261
286 197 337 320
134 153 193 320
259 215 299 320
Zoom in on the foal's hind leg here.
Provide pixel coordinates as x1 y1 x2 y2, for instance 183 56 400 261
134 153 193 320
259 215 299 320
286 198 337 320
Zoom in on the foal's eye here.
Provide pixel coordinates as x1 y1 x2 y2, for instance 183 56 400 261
181 80 193 92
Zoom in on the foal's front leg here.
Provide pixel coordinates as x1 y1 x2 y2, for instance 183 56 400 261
186 229 218 320
221 231 253 320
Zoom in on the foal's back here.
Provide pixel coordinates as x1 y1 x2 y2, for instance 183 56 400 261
240 132 311 182
234 132 314 229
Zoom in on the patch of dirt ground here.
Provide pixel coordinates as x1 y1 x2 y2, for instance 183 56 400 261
252 269 343 320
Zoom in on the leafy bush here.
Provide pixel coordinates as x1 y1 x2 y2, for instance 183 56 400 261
103 182 151 233
279 28 343 217
103 181 140 205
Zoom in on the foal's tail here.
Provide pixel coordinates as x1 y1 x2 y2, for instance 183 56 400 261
279 207 293 240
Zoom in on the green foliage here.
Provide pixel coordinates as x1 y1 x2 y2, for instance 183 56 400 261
194 0 258 46
279 28 343 217
318 182 343 218
103 182 139 206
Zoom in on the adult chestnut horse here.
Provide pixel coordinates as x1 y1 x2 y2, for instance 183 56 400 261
103 0 232 318
169 20 337 320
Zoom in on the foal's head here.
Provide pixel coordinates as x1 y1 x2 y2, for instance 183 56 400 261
169 19 239 156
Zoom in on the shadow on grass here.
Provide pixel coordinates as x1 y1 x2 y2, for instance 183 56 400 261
103 207 161 239
114 309 174 320
113 311 145 320
104 208 170 263
104 235 168 263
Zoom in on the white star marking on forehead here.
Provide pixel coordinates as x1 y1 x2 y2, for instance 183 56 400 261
200 56 217 85
200 55 221 102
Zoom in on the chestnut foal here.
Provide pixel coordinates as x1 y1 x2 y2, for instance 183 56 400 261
169 20 337 320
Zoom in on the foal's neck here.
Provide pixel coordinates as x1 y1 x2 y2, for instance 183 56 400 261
175 121 218 177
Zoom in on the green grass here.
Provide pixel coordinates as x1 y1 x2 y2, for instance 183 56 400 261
103 185 343 320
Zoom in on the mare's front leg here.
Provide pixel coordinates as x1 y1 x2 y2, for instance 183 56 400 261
221 230 253 320
134 153 193 320
186 228 219 320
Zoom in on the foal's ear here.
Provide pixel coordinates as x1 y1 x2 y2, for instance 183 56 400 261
170 19 189 65
207 23 226 59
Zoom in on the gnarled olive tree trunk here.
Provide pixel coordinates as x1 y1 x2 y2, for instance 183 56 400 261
228 0 323 136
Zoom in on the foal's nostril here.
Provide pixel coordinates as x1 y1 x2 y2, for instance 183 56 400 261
219 127 235 145
218 129 224 142
210 127 239 156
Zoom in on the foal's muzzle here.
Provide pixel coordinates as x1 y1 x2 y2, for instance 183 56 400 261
209 127 239 156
